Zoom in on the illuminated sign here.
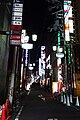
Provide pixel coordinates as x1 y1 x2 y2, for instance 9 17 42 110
10 0 23 45
12 12 22 16
13 3 23 8
10 40 21 45
39 58 42 76
12 16 22 21
25 49 28 66
10 35 21 40
41 46 46 76
52 82 58 93
58 31 60 45
11 21 22 25
69 19 73 33
10 25 22 30
21 43 33 49
13 7 23 12
64 0 73 41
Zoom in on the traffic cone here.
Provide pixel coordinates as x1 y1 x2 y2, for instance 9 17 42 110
66 95 70 106
5 100 10 120
70 94 73 103
1 104 6 120
76 96 79 106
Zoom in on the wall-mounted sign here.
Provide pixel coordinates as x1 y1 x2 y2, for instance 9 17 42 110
13 7 23 12
21 43 33 49
10 0 23 45
12 16 22 21
11 21 22 25
13 3 23 8
11 30 21 35
12 12 22 16
10 40 21 45
56 53 64 58
11 25 22 30
10 35 21 40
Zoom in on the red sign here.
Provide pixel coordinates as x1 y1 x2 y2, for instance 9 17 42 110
10 25 22 30
10 35 21 40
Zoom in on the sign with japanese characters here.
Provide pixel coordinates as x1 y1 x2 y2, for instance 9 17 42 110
10 0 23 45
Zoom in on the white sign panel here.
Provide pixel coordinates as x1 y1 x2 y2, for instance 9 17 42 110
10 40 20 45
13 7 23 12
21 43 33 49
13 3 23 8
12 16 22 21
12 21 22 25
12 12 22 16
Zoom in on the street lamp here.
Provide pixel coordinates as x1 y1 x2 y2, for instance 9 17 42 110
20 29 37 89
21 29 37 49
52 45 64 93
32 34 37 41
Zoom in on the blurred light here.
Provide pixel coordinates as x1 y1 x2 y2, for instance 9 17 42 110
24 36 29 43
33 63 35 66
41 46 45 50
21 43 33 49
29 66 34 70
58 47 63 52
52 46 57 51
21 29 26 43
29 64 32 66
56 53 64 58
32 34 37 41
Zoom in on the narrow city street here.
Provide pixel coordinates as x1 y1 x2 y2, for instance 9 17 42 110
10 83 80 120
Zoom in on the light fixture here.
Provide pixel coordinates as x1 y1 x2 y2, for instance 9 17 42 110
56 53 64 58
32 34 37 41
52 46 57 51
29 66 34 70
23 35 29 43
21 43 33 49
57 47 63 52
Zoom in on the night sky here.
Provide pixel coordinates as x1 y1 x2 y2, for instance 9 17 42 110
23 0 47 34
22 0 48 63
22 0 62 63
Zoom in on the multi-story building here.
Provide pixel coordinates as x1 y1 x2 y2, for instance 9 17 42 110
0 0 12 105
72 0 80 96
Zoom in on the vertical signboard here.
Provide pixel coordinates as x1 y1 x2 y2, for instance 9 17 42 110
10 0 24 45
64 0 74 41
64 0 70 41
41 46 46 79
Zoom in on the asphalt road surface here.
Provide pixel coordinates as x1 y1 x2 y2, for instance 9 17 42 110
11 84 80 120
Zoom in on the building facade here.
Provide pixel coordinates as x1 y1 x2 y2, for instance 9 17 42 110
0 1 12 104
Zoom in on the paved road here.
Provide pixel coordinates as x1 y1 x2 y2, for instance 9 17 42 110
10 84 80 120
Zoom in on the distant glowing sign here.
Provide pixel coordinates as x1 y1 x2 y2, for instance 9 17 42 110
41 46 46 76
64 0 74 41
25 49 28 66
21 43 33 49
64 1 69 41
52 82 58 93
32 34 37 41
10 0 23 45
69 19 73 33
